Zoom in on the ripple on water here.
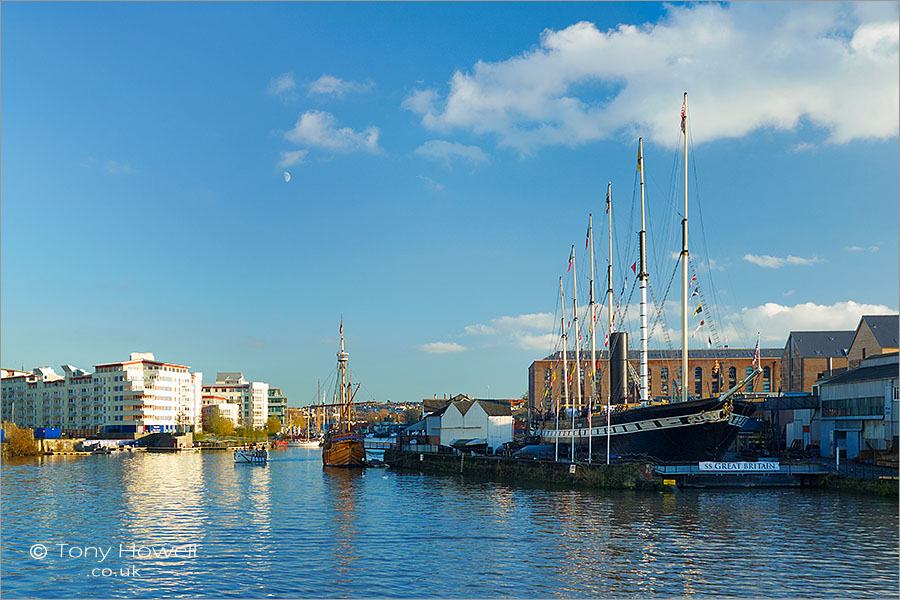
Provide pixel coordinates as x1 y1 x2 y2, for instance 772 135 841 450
1 450 897 598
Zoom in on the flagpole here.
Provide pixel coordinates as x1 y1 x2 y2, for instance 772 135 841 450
681 92 689 403
571 244 581 463
588 214 596 464
638 138 649 404
606 182 613 464
557 277 567 463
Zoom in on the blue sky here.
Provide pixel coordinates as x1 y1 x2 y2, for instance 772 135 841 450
2 2 898 406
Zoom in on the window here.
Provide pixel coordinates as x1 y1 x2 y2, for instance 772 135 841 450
745 367 754 393
661 367 669 395
728 367 737 389
763 366 771 392
694 366 703 396
711 368 719 395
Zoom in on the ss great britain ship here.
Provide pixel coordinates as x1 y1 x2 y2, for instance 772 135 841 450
322 321 366 468
541 93 759 464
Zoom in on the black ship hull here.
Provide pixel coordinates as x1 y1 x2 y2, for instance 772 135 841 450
542 397 756 463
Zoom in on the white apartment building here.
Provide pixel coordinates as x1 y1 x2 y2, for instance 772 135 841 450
1 352 203 436
201 373 268 429
201 397 240 428
1 365 100 435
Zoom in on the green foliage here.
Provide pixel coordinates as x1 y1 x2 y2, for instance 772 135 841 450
234 426 266 441
266 417 282 435
205 407 235 437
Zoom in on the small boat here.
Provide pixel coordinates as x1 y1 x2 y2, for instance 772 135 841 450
322 320 366 468
234 446 268 464
290 438 322 448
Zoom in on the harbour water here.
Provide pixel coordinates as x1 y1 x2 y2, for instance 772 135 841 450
1 447 897 598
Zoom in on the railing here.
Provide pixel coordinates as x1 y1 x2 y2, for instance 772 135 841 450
364 441 397 450
654 463 830 475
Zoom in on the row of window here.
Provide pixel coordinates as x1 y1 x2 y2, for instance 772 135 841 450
543 364 774 397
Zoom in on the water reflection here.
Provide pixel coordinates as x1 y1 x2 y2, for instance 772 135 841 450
322 468 363 597
1 450 897 599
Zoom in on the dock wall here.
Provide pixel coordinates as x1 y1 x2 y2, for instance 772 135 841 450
383 450 661 490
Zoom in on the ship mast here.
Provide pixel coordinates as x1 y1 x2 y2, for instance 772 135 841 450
557 277 567 463
337 318 349 432
588 214 596 464
606 182 613 464
680 92 689 403
638 138 649 403
571 244 581 463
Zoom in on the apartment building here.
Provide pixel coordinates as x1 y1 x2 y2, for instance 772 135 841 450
268 387 288 426
1 352 203 436
201 373 268 429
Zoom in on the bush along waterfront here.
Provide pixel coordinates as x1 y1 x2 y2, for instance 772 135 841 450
384 449 662 491
1 423 41 458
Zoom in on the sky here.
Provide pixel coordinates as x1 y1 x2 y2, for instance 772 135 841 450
2 1 898 407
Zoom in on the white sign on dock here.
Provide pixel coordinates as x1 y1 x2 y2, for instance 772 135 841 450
698 461 780 472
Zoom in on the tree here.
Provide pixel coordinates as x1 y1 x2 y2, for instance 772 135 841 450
266 417 282 435
3 422 40 457
401 407 423 424
205 408 235 437
290 411 307 431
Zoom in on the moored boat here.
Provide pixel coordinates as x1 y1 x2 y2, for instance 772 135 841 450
540 93 761 463
322 320 366 468
234 445 268 464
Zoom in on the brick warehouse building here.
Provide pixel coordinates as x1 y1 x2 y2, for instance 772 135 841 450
527 348 782 417
781 330 854 393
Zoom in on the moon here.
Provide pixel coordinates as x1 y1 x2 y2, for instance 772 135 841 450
283 171 291 183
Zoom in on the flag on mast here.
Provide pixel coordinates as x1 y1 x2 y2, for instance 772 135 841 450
681 103 686 133
637 145 643 172
752 332 761 369
568 247 574 272
606 184 611 214
693 303 703 316
585 220 591 249
631 261 637 275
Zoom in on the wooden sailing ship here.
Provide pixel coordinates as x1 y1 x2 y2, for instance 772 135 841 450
322 320 366 468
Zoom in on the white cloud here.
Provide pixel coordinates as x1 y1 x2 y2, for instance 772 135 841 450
403 3 899 152
414 140 489 166
416 175 445 192
308 75 373 97
104 160 136 175
793 142 816 153
845 245 879 252
402 89 438 114
784 289 795 297
268 72 297 96
743 253 824 268
722 300 896 344
284 110 381 153
419 342 467 354
464 312 557 351
278 150 308 168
